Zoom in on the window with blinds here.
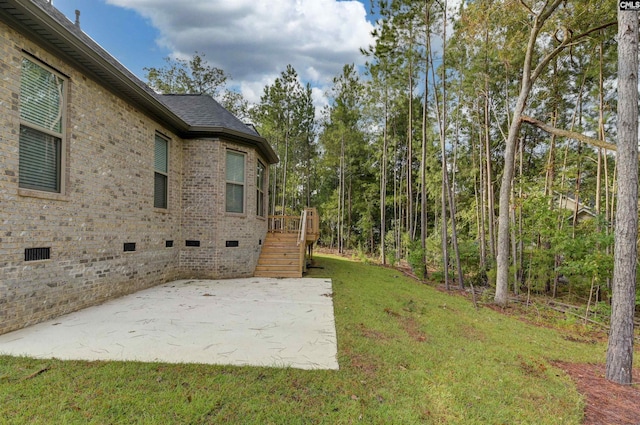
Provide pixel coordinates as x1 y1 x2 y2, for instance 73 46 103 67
19 57 65 193
154 134 169 209
226 150 245 213
256 161 265 217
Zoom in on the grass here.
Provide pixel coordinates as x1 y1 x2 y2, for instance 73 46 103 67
0 254 608 424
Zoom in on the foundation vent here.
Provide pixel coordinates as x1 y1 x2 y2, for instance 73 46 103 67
25 247 51 261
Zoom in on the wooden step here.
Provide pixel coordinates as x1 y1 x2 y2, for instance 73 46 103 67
254 270 303 278
254 263 300 271
260 246 299 253
256 254 299 263
255 264 299 271
253 232 304 278
257 258 299 266
265 232 299 239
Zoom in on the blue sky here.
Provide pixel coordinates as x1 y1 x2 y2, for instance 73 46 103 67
52 0 378 108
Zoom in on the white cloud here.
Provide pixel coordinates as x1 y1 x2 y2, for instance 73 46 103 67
106 0 374 105
311 86 330 119
237 74 279 104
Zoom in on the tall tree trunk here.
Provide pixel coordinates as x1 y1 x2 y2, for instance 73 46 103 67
271 136 279 216
572 88 585 234
495 83 531 305
381 87 388 265
347 177 352 249
484 83 496 261
281 129 289 214
495 0 566 306
512 135 525 296
420 12 429 276
440 0 463 289
596 40 605 217
393 133 399 258
606 8 638 385
407 26 414 242
441 174 449 290
476 108 487 270
428 14 449 289
338 132 345 253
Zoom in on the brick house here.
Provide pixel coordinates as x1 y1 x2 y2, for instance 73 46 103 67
0 0 278 335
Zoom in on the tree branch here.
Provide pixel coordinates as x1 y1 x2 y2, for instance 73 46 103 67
531 20 617 83
519 0 534 16
521 115 617 151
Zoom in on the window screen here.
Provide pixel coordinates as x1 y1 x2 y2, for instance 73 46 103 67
19 126 60 192
226 150 245 213
19 57 64 193
154 135 168 208
256 161 265 217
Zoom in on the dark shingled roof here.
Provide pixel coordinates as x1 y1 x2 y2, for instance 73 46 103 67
160 94 260 137
0 0 278 164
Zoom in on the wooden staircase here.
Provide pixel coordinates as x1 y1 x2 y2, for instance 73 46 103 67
254 232 304 278
254 208 320 278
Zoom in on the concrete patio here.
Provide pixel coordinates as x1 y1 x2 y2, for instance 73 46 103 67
0 277 338 370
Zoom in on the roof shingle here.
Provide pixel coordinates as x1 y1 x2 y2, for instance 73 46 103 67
0 0 277 163
160 94 260 137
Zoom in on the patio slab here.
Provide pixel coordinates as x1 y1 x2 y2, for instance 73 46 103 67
0 277 338 370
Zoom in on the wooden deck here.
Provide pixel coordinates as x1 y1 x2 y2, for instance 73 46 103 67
254 208 319 278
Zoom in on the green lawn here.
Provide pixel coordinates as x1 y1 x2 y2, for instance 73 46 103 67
0 254 606 424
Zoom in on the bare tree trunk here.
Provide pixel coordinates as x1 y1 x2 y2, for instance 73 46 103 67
428 19 449 289
571 88 585 234
347 177 352 249
606 8 638 385
338 133 345 253
381 88 388 265
512 136 524 296
440 0 463 289
495 83 531 305
477 111 487 270
420 40 428 276
393 132 401 260
496 0 567 306
481 19 496 263
484 85 496 260
407 27 414 242
596 40 604 217
271 136 279 216
441 177 449 290
281 130 289 214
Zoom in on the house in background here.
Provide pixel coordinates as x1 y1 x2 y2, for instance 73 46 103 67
0 0 279 335
555 192 597 223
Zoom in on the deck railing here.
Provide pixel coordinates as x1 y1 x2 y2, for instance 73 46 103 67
265 208 319 276
268 207 319 245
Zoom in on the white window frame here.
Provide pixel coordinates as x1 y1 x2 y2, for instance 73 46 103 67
154 134 169 209
256 160 266 217
18 55 67 194
225 149 246 214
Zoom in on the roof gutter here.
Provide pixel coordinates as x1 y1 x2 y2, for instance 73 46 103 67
3 0 279 164
3 0 188 133
188 126 279 164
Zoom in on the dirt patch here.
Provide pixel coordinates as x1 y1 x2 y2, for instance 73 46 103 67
518 355 548 379
347 351 380 377
384 308 428 343
554 362 640 425
400 316 428 342
357 323 393 341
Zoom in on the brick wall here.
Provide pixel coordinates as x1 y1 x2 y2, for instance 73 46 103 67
180 139 268 278
0 21 268 335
